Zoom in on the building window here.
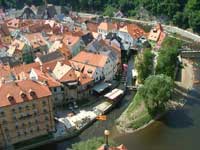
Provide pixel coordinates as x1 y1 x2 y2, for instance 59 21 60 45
13 116 17 120
26 105 30 110
4 128 8 132
17 132 21 137
45 116 49 121
32 103 36 109
43 109 47 113
16 125 18 129
34 111 37 116
18 106 22 112
35 119 38 124
0 111 5 117
42 101 46 106
24 131 27 136
12 108 15 112
54 88 57 92
30 129 33 133
61 87 64 91
2 120 7 124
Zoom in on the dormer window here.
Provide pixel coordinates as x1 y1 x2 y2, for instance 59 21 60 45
29 89 36 97
20 91 26 99
7 94 14 103
153 28 157 33
87 69 93 74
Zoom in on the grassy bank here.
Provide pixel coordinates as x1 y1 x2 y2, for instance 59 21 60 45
116 92 152 132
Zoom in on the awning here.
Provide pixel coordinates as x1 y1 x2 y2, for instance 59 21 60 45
104 88 124 100
93 82 111 93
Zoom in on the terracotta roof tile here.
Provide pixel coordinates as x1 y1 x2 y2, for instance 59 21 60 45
0 80 52 107
98 22 118 31
31 68 61 88
71 51 108 68
119 24 146 39
0 64 13 81
62 34 80 47
60 68 77 83
75 71 93 85
12 62 40 77
48 34 64 42
70 61 97 78
25 33 47 49
6 19 20 29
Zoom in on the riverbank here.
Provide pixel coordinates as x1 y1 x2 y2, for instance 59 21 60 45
116 58 194 134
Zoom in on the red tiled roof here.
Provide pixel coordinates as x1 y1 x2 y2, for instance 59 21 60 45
0 80 52 107
120 24 146 39
31 68 61 88
62 34 80 47
25 33 47 49
87 22 98 33
71 51 108 68
127 24 146 39
59 43 72 59
42 59 71 73
0 64 12 80
48 34 64 42
60 68 77 83
12 62 40 76
78 72 93 85
6 19 20 29
98 22 118 31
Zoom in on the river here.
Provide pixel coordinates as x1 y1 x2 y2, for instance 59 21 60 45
37 62 200 150
114 85 200 150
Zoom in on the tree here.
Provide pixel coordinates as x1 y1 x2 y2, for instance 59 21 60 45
103 5 117 17
138 74 173 116
173 11 189 29
135 49 154 84
188 11 200 33
185 0 200 33
156 37 181 79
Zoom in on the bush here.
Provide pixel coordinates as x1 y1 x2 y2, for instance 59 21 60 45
72 137 117 150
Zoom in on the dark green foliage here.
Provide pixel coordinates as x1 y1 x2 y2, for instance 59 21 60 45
103 5 117 17
72 137 117 150
138 74 173 116
156 37 181 79
1 0 200 33
173 12 189 29
135 49 154 84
